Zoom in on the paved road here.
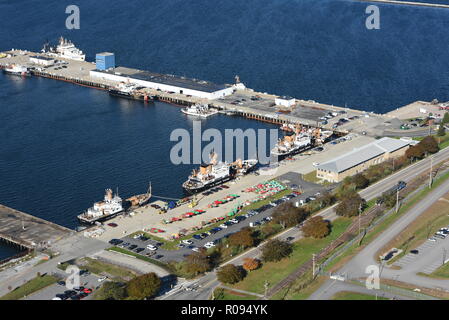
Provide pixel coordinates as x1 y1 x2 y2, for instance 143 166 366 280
309 168 449 300
161 147 449 300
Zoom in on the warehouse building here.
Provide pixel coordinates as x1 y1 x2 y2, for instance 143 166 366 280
29 55 55 66
316 137 410 183
90 66 234 99
275 96 296 108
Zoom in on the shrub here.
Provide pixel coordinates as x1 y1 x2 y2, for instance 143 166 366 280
126 272 161 299
216 264 245 284
94 281 127 300
335 192 365 217
242 258 261 272
302 216 331 239
228 227 255 249
261 239 293 262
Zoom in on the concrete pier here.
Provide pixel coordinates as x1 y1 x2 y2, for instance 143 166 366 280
0 204 72 251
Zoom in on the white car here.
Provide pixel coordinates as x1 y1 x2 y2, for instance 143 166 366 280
312 162 320 167
229 219 239 224
98 276 108 282
204 242 215 248
52 297 62 300
192 247 200 252
428 237 437 242
182 239 193 245
146 245 157 251
219 224 228 229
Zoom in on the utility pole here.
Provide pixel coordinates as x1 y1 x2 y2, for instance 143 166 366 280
358 203 362 235
429 156 433 188
395 187 399 213
264 281 269 297
312 254 316 277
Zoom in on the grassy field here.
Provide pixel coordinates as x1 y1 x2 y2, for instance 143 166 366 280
0 275 58 300
81 257 137 281
423 262 449 279
230 217 352 295
302 171 320 184
212 288 259 300
331 291 389 300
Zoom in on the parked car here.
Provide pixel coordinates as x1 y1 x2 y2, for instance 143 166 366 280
146 244 157 251
107 223 118 227
182 239 193 245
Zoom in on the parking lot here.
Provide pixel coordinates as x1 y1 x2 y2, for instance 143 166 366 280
110 180 325 263
393 226 449 274
24 271 103 300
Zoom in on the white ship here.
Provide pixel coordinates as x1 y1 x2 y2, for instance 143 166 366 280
78 189 123 224
182 152 231 193
231 158 259 176
271 125 312 157
3 64 29 76
181 104 218 118
42 37 85 61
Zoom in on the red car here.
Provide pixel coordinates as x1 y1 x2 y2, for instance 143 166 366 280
107 223 118 227
83 288 93 294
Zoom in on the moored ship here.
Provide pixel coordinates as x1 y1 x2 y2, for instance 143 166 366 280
182 152 258 193
271 125 312 157
3 64 29 76
181 104 218 118
108 82 155 101
78 189 124 224
42 37 85 61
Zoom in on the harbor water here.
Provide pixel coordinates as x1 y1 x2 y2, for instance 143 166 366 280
1 0 449 257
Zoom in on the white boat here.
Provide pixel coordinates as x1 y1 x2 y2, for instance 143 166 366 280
232 158 258 176
3 64 29 76
42 37 85 61
78 189 123 224
271 125 312 157
182 152 231 193
181 104 218 118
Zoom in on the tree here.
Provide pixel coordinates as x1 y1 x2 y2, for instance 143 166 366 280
443 112 449 124
216 264 245 284
353 173 369 189
438 123 446 137
272 202 308 228
317 191 336 208
302 216 331 239
419 136 439 154
228 227 255 249
95 281 127 300
184 249 212 276
261 239 292 262
335 191 365 217
405 144 425 160
126 272 161 299
242 258 261 272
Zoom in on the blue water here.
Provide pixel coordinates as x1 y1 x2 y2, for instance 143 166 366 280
1 0 449 256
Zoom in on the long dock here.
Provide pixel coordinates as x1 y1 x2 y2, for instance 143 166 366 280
0 204 72 251
0 48 415 137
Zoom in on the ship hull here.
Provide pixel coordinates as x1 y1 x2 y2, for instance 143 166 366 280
3 70 30 76
182 175 233 194
108 89 156 101
181 109 218 118
77 209 124 225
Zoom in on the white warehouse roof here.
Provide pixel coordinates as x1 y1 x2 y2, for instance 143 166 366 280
317 137 410 174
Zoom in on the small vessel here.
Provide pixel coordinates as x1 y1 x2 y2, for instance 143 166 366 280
271 125 312 157
78 189 124 224
126 182 152 207
41 37 85 61
182 152 231 193
181 104 218 118
231 158 258 176
108 82 155 101
3 64 29 76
